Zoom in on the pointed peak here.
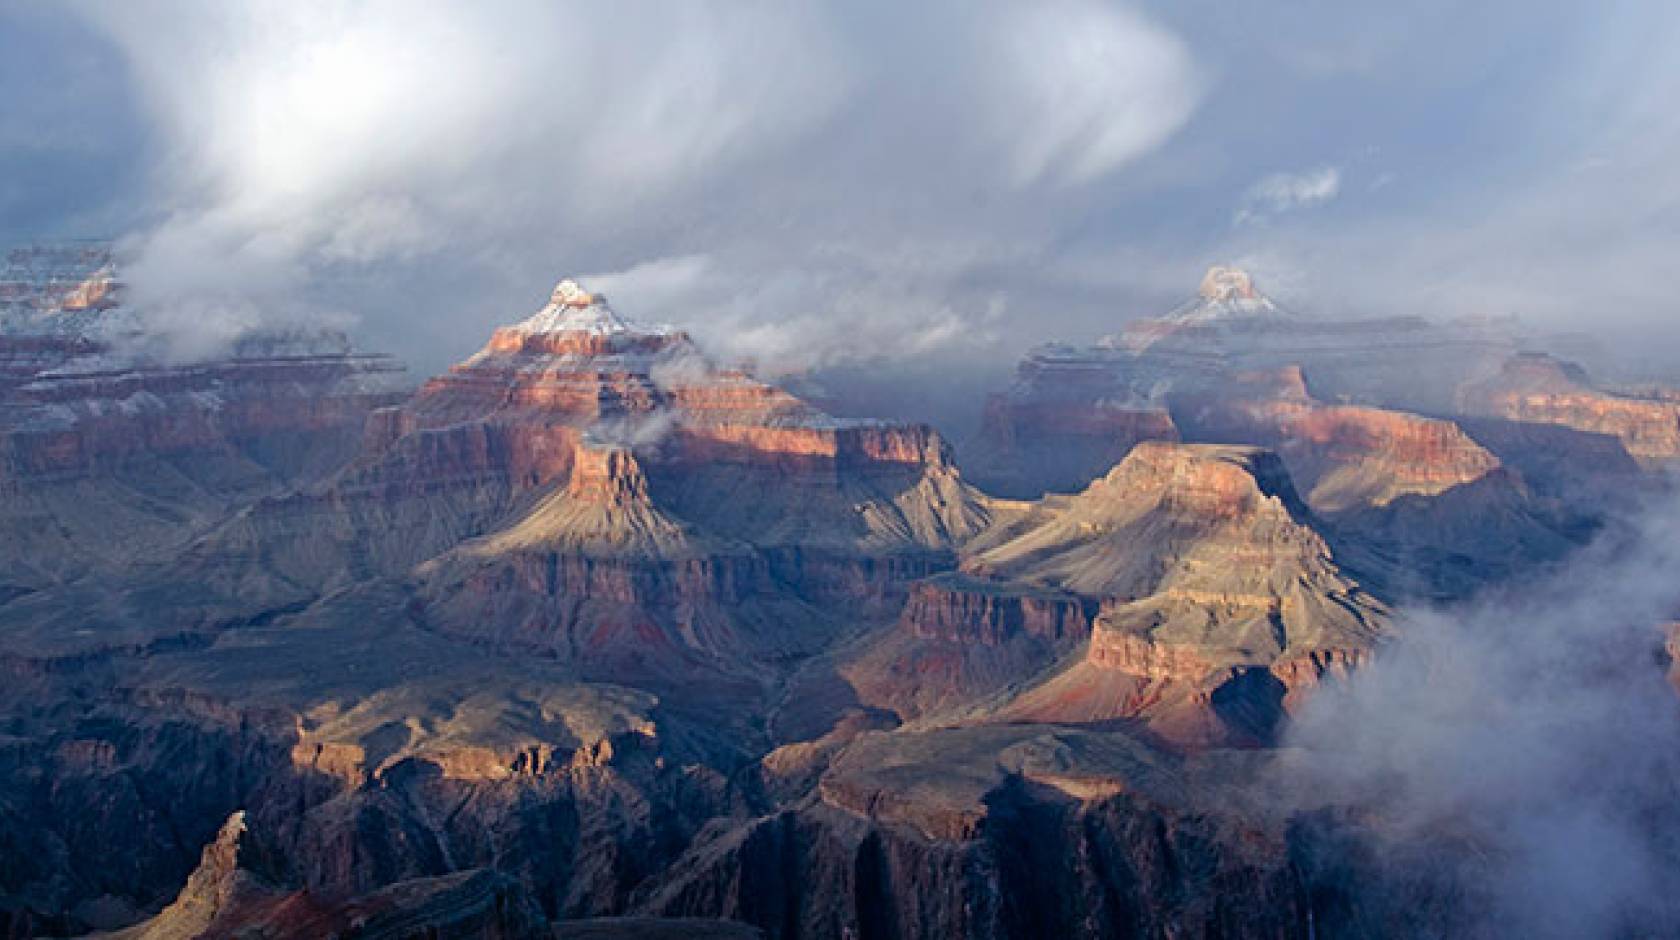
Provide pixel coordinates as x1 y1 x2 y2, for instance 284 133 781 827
511 277 670 338
549 278 597 308
1198 266 1259 302
1160 265 1284 324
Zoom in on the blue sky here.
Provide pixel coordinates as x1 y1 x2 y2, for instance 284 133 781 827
3 0 1677 375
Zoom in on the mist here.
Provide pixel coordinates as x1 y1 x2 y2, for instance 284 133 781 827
1274 486 1680 938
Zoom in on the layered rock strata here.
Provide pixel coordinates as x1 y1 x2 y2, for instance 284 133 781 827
965 266 1519 497
1458 352 1680 465
0 244 404 597
856 443 1387 745
45 279 989 691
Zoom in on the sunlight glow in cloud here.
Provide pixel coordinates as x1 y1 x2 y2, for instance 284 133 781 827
62 0 1203 365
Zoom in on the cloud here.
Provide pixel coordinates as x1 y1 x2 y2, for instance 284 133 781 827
585 409 679 451
1272 491 1680 937
67 1 854 353
88 2 853 217
54 0 1202 366
578 256 716 326
579 252 1003 375
1234 165 1342 225
980 0 1204 187
23 0 1680 386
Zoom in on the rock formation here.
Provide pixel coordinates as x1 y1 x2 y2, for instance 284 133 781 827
96 809 558 939
1458 352 1680 465
2 278 988 699
965 266 1520 498
382 281 988 683
1173 366 1500 512
0 243 121 322
969 345 1180 498
966 269 1600 601
0 244 404 601
2 261 1672 938
849 443 1387 746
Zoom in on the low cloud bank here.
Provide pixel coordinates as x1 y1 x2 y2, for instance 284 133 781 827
1275 488 1680 938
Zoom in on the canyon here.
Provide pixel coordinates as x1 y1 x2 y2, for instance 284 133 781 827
1 256 1676 938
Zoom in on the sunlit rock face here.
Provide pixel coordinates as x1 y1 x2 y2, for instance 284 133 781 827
1173 366 1503 513
128 277 994 687
367 278 960 490
110 809 550 940
1164 366 1587 600
975 444 1385 746
850 442 1388 747
1458 352 1680 465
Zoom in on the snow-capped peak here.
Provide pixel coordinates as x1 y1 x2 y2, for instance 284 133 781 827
1199 266 1261 303
511 278 670 336
1162 266 1283 323
550 278 596 308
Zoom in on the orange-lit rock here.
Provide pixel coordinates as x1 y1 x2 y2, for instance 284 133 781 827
194 278 993 685
1459 353 1680 465
1085 626 1224 681
853 442 1386 744
1176 366 1503 513
901 576 1094 647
